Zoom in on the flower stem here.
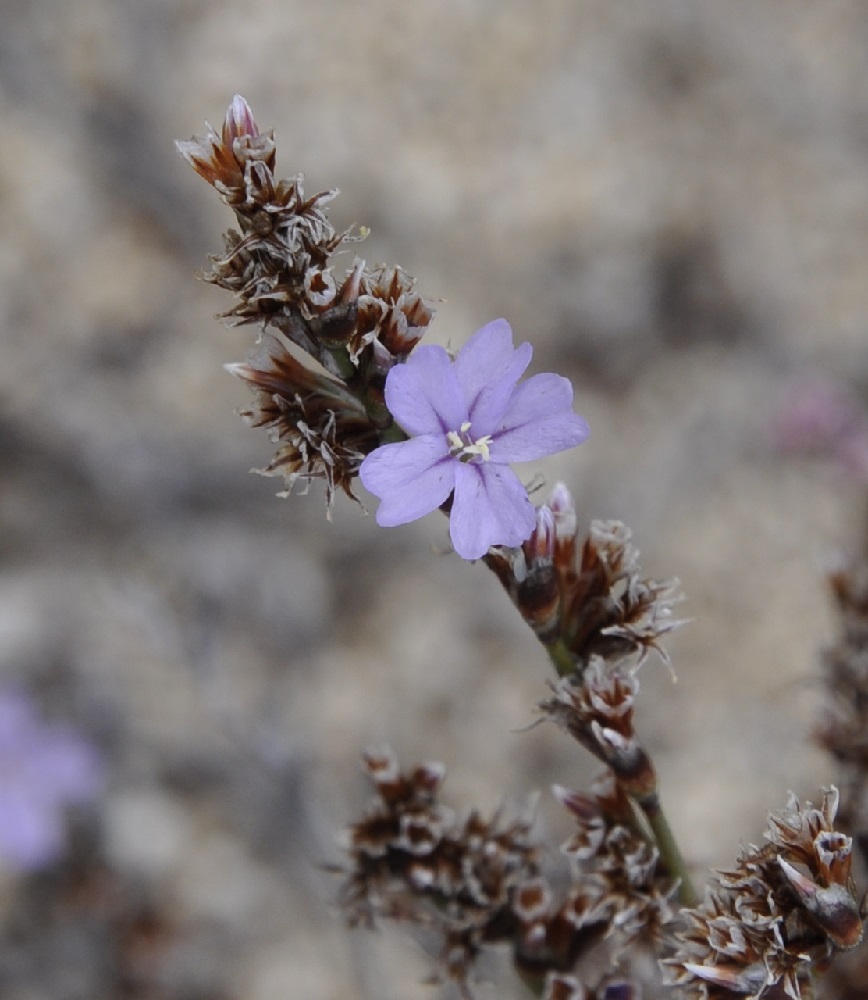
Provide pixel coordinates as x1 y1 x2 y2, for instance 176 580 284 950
637 792 697 906
542 630 696 903
323 344 356 381
544 637 577 677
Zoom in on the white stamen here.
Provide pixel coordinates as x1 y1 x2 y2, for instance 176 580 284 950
447 424 493 463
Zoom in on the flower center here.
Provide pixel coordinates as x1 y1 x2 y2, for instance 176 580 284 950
446 421 493 463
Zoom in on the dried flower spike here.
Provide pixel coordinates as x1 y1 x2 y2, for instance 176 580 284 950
816 556 868 871
669 787 864 1000
486 489 685 674
541 659 657 801
337 747 544 989
226 333 380 509
554 771 678 955
176 94 272 206
179 97 444 515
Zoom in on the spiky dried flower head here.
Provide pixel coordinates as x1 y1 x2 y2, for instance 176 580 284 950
669 788 864 1000
353 264 435 364
541 659 658 802
337 747 545 986
815 557 868 870
487 490 685 672
180 95 345 300
566 520 684 669
179 97 435 372
553 772 678 956
177 95 274 209
338 750 674 991
496 772 675 984
179 97 440 512
226 333 380 510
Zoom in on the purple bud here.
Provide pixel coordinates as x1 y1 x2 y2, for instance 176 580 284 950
549 481 577 539
226 94 258 142
524 505 556 564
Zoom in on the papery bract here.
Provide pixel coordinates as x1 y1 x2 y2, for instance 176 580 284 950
359 319 589 560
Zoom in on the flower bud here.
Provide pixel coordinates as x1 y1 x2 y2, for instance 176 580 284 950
549 482 577 539
778 856 864 950
517 506 561 642
226 94 259 142
524 506 556 565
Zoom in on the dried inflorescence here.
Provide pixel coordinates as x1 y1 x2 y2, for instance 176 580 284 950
503 490 691 918
179 96 349 340
338 749 674 994
811 558 868 996
565 519 684 669
337 747 543 988
178 96 435 504
225 334 380 506
506 771 675 991
176 94 276 209
486 486 685 672
541 659 657 803
816 558 868 863
555 772 678 955
669 788 865 1000
353 264 435 364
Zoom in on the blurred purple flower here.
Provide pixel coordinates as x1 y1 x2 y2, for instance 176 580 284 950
0 690 103 872
359 319 589 560
773 377 868 483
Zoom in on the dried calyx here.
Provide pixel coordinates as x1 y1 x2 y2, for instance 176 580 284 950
486 486 685 675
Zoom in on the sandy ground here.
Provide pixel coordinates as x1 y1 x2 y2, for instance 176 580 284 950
3 2 868 997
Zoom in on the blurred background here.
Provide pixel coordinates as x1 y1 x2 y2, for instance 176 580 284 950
3 1 868 997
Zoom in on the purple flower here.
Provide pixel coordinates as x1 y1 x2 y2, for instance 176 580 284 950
359 319 589 560
0 690 103 872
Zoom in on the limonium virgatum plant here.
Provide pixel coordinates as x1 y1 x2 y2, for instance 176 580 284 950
178 96 868 1000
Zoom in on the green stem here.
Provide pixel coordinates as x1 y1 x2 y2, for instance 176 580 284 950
638 794 697 906
323 344 356 381
544 637 578 677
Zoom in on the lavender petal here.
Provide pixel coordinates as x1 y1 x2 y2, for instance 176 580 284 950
490 373 590 463
449 462 536 559
454 319 530 414
360 436 455 526
385 344 467 436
